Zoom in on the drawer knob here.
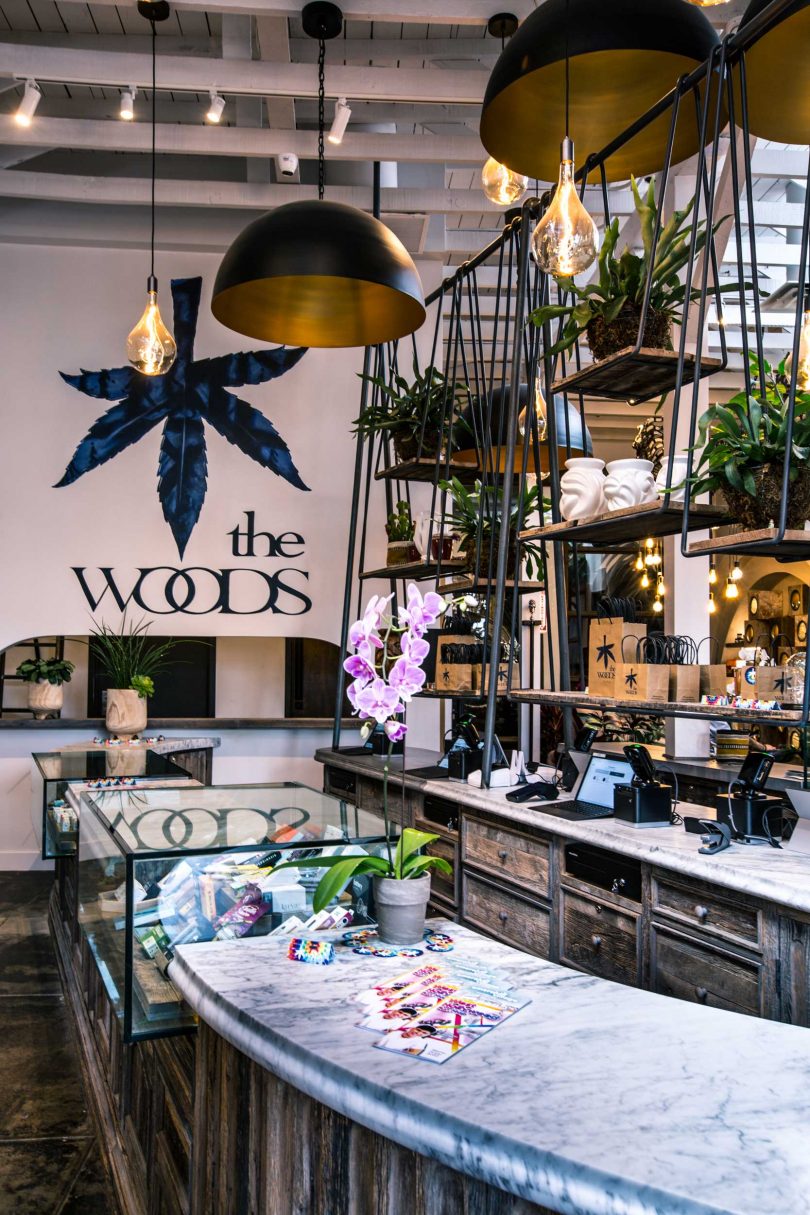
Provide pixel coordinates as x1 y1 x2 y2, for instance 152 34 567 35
695 986 708 1003
695 905 710 923
498 911 509 923
498 849 509 861
611 878 626 894
591 935 602 951
595 904 602 915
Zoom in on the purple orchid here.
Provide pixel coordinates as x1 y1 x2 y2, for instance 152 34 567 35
353 678 405 725
388 655 426 701
384 720 408 742
401 631 430 664
349 593 393 649
343 652 376 686
398 584 446 637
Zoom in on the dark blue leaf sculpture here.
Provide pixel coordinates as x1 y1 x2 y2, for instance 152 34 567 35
56 277 308 558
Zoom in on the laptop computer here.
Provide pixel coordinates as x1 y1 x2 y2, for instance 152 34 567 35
539 752 635 821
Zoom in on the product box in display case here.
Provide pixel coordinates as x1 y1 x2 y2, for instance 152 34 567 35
76 782 391 1041
33 749 194 861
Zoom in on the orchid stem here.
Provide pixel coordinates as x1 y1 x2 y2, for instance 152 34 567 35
382 739 395 874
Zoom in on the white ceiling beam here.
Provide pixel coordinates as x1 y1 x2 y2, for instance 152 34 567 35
0 113 485 163
289 37 498 62
49 0 533 23
0 43 489 102
0 32 220 55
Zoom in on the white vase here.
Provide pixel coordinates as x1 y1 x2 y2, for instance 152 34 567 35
105 689 147 740
655 455 690 504
373 874 431 945
604 458 657 512
28 680 63 720
559 457 606 521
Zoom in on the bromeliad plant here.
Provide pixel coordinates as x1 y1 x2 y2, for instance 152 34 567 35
386 500 416 543
439 476 547 581
15 657 75 685
689 354 810 530
90 616 177 698
354 359 472 461
530 177 730 361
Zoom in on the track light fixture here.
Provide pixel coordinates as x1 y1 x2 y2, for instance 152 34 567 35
15 79 42 127
206 91 226 123
327 96 351 145
120 87 136 121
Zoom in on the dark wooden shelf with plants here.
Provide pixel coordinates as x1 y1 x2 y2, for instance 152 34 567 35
688 529 810 562
437 575 546 595
550 348 723 405
360 558 467 582
374 458 480 485
520 500 729 547
508 688 808 726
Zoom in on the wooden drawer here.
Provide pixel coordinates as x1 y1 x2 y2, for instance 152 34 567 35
324 765 356 799
415 822 457 906
462 874 550 958
356 776 413 827
651 925 764 1017
462 817 550 898
560 889 640 986
653 875 761 950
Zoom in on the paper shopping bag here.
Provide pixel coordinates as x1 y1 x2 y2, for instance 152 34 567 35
615 662 670 703
587 618 646 696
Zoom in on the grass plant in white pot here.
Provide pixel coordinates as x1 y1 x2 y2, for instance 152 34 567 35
90 616 177 740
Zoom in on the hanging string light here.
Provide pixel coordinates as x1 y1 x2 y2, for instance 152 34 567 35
125 7 176 376
634 550 645 573
709 558 718 586
480 16 527 207
708 591 717 615
724 574 740 601
731 558 743 583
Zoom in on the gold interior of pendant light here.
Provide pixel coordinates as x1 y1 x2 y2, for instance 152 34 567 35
737 2 810 144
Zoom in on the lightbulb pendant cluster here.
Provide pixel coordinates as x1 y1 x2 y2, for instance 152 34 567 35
518 370 549 439
126 5 175 376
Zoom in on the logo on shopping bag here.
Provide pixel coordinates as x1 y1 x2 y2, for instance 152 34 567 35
624 669 638 689
596 636 616 669
775 673 787 694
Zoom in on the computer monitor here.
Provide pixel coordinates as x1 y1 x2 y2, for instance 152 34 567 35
575 753 635 809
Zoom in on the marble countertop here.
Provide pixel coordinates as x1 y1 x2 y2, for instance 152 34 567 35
171 920 810 1215
58 736 220 753
317 748 810 915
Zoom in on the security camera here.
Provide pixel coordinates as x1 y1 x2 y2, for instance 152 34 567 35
275 152 299 178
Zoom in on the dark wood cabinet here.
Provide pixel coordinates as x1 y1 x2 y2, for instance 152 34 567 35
778 914 810 1026
560 889 641 986
650 925 765 1017
462 872 551 957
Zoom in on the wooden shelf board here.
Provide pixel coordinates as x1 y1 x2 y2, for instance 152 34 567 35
508 688 806 724
437 577 545 594
420 689 510 702
551 347 723 404
688 528 810 561
360 559 467 581
520 501 728 546
374 459 480 485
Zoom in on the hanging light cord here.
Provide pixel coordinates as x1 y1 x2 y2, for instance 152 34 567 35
317 37 325 201
564 0 570 138
150 18 156 283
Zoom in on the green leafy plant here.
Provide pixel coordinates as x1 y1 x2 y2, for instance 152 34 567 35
15 657 75 685
354 359 472 457
439 476 547 581
530 176 731 358
89 616 177 697
386 500 415 542
581 709 665 745
690 355 810 499
275 827 453 915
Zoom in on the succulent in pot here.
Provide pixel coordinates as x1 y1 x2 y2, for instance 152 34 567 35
354 359 472 464
530 176 733 363
89 616 178 739
689 355 810 531
439 476 547 581
385 500 417 567
15 656 75 719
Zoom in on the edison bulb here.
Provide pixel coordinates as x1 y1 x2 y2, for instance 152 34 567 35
724 576 739 601
531 138 599 276
685 0 730 6
708 592 717 614
519 373 549 439
657 578 666 597
126 279 176 376
731 559 743 582
652 596 663 614
709 561 718 586
641 572 650 589
481 157 527 207
634 551 644 572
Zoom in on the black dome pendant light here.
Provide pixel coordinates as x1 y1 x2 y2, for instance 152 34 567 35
737 0 810 144
212 2 426 348
479 0 720 184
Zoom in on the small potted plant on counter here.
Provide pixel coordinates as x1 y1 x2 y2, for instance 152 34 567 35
689 354 810 530
15 655 75 719
90 617 177 740
439 476 546 581
385 500 417 567
353 359 471 464
530 177 729 362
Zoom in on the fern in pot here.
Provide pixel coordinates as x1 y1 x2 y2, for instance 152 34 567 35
90 617 177 739
354 360 472 464
690 355 810 530
439 476 547 581
531 176 728 363
15 656 75 720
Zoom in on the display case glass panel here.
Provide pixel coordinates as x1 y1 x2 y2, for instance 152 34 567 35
77 783 389 1040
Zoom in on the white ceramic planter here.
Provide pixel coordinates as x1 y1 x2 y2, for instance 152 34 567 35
28 680 63 720
655 455 690 504
604 458 657 512
373 874 431 945
559 457 606 521
106 689 147 739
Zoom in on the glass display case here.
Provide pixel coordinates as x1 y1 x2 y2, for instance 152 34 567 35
76 782 390 1041
33 749 192 861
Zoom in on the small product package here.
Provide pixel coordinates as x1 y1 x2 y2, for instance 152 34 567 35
287 938 335 965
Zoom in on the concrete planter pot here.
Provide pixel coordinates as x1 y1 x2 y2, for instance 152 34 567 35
28 680 63 720
373 874 431 945
106 689 147 740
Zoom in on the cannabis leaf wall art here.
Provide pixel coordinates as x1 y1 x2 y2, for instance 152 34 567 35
55 277 308 558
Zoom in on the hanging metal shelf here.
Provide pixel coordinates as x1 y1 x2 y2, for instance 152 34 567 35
550 348 723 404
437 576 545 595
359 559 467 581
520 501 729 547
374 459 480 485
688 529 810 562
508 689 808 727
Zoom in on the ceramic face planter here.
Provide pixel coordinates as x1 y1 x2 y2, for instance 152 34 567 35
559 457 606 521
604 458 657 512
655 455 689 504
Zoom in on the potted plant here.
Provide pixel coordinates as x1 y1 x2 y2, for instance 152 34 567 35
690 355 810 530
385 500 417 567
439 476 546 581
530 177 727 362
90 617 177 739
354 359 471 464
276 585 459 943
15 656 75 719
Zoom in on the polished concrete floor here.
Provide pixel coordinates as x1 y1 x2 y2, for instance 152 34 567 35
0 872 118 1214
